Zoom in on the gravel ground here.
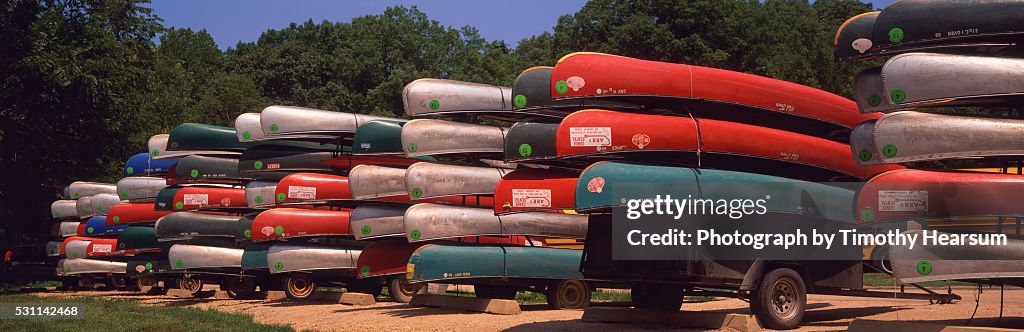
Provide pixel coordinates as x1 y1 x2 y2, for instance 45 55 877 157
32 286 1024 331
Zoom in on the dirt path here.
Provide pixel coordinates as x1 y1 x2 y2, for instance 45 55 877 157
32 287 1024 331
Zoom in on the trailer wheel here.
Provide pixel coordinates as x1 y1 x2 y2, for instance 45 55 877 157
631 283 684 311
750 268 806 330
546 279 591 309
137 278 169 295
178 277 204 294
283 274 317 300
225 277 257 299
59 277 79 291
474 285 517 299
388 276 423 303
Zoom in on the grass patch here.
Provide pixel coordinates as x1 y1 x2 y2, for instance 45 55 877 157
0 294 297 332
0 281 60 294
863 272 974 287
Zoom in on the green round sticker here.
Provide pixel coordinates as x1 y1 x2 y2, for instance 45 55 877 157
860 207 875 222
518 144 533 157
96 207 104 213
74 192 80 198
888 27 904 43
175 259 184 268
244 229 251 238
270 123 280 132
65 267 71 273
53 211 60 217
83 209 91 215
145 262 153 270
360 225 371 235
858 149 872 162
175 202 184 210
916 260 932 275
882 144 898 158
151 149 160 157
112 216 120 223
120 192 128 198
407 143 418 153
513 94 527 108
72 253 79 258
411 187 423 198
555 80 569 94
126 166 135 174
360 265 370 277
87 227 94 234
255 196 264 204
429 99 440 110
410 229 422 240
274 262 284 270
189 169 199 178
890 89 906 103
867 95 881 107
274 226 284 235
277 193 286 202
253 160 264 169
242 131 251 139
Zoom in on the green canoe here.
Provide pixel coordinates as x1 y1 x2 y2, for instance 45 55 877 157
167 123 256 152
241 243 272 271
116 226 158 250
407 244 583 283
351 120 407 155
173 155 245 183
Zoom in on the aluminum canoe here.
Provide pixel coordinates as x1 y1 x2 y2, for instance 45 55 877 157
890 230 1024 284
58 259 127 276
355 239 425 278
58 236 100 256
155 212 243 241
168 244 244 270
551 52 878 140
75 196 95 218
402 78 512 116
403 203 588 242
59 221 80 237
51 200 79 219
251 208 352 241
67 181 117 199
351 120 406 155
234 112 267 142
854 169 1024 223
274 173 352 204
400 119 508 157
83 216 126 236
858 111 1024 164
64 240 90 259
117 226 158 250
503 122 558 162
266 244 360 274
116 177 167 202
348 165 409 200
148 134 239 160
407 244 582 283
106 202 173 226
319 154 425 171
877 53 1024 111
405 162 510 200
852 67 892 114
351 203 409 240
123 152 179 176
259 105 396 138
46 241 63 256
238 144 337 180
171 155 246 184
167 123 255 152
494 168 578 215
575 161 856 221
245 180 278 207
90 193 122 215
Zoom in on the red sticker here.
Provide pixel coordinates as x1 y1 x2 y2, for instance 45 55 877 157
587 177 606 193
631 134 651 149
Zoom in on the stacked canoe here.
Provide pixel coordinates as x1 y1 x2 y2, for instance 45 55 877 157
835 0 1024 286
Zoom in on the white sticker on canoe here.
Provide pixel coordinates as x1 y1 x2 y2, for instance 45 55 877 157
183 194 209 206
512 189 552 208
287 186 317 200
92 244 113 253
878 190 927 212
569 127 611 147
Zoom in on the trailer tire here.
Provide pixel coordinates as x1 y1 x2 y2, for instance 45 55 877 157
283 274 317 300
631 283 684 311
178 277 204 294
474 285 517 299
225 277 258 299
750 267 806 330
546 279 591 309
388 276 423 303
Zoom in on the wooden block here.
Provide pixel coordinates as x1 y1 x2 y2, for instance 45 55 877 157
409 294 521 315
339 292 376 305
581 307 761 332
264 291 288 301
311 291 343 302
849 319 1021 332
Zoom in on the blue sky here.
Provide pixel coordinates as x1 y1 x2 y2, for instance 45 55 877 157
149 0 895 50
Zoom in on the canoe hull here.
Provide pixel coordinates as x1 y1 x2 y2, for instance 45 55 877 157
854 169 1024 223
400 119 508 157
67 182 117 199
251 208 352 241
402 78 512 116
494 168 578 215
868 112 1024 164
405 162 509 199
266 244 360 274
58 259 127 276
404 204 587 242
168 244 244 270
274 173 352 204
51 200 79 220
351 204 408 240
155 212 241 241
891 230 1024 284
407 244 583 283
116 177 167 202
355 240 425 278
107 203 174 226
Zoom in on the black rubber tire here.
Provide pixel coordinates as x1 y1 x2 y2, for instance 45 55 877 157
631 283 684 311
59 277 79 291
177 277 204 293
347 280 384 297
283 274 317 300
546 279 592 309
750 268 807 330
388 276 423 303
225 277 257 299
474 285 517 300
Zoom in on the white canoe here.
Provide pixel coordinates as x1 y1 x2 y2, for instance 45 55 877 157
403 203 588 242
58 258 127 276
266 244 360 274
402 78 513 116
168 244 244 270
404 162 511 199
51 200 79 219
67 181 117 199
400 119 509 157
234 112 268 142
347 165 408 200
116 176 167 202
259 106 395 138
351 203 408 240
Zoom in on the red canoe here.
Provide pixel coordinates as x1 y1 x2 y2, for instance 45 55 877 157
355 239 427 278
321 154 423 170
274 173 352 204
106 203 174 226
494 168 578 215
250 208 352 241
59 236 99 255
84 238 119 257
855 169 1024 224
75 223 87 236
172 186 247 210
554 109 901 181
550 53 880 139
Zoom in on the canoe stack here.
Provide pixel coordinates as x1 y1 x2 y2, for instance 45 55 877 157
835 0 1024 285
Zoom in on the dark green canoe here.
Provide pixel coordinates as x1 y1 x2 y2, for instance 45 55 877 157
167 123 256 152
154 212 242 241
351 120 406 155
238 144 338 180
241 243 272 271
503 122 558 162
173 155 245 183
235 214 256 242
408 244 583 283
153 186 182 211
116 226 158 250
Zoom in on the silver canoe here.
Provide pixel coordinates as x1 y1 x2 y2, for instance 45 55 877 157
65 240 91 259
68 181 117 199
90 193 122 215
234 112 267 142
405 162 511 199
849 120 882 166
148 134 239 160
116 177 167 202
867 111 1024 164
259 105 395 138
351 203 409 240
46 241 63 256
59 222 79 237
168 244 244 270
400 119 509 157
245 180 279 207
348 165 408 200
51 200 79 219
266 244 360 274
58 259 127 276
403 203 588 242
852 67 891 114
880 53 1024 111
402 78 512 116
75 196 95 219
891 230 1024 284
